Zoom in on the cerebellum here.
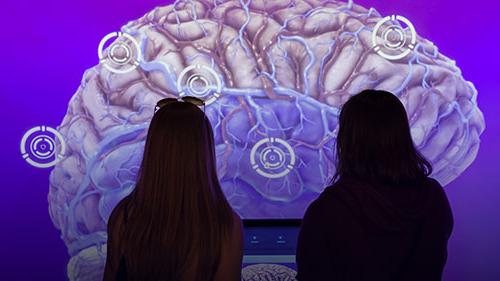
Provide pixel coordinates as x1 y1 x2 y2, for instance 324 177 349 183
48 0 485 279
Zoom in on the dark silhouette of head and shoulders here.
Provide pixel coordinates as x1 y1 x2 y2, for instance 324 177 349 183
104 100 243 281
296 89 454 281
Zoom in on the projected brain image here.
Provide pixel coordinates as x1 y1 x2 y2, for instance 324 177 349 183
47 0 485 279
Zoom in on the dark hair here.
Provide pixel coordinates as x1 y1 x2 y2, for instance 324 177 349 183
108 101 233 280
333 89 432 185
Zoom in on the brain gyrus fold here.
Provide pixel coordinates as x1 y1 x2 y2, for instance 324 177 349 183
48 0 485 279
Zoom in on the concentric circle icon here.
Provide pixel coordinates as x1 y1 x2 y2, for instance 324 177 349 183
250 137 296 179
177 64 222 105
98 31 141 74
20 126 66 168
372 15 417 60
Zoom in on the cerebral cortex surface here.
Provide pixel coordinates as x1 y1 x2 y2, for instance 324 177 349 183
48 0 484 279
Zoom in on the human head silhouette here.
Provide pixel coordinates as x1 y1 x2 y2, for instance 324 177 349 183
109 100 233 281
334 89 432 185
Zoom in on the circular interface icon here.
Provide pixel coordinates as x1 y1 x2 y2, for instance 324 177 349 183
177 64 222 105
20 126 66 168
98 31 142 74
250 137 296 179
371 15 417 61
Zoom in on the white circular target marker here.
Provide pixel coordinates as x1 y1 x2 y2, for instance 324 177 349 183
250 137 296 179
372 15 417 60
188 75 210 96
383 26 406 49
30 135 55 159
98 31 141 74
20 126 66 168
177 64 222 105
109 42 132 65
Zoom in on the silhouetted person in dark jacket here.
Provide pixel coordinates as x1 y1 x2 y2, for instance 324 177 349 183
296 90 453 281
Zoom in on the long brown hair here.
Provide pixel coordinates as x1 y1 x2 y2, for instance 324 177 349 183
109 101 234 280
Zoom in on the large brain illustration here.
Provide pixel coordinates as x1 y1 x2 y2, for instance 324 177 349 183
48 0 485 279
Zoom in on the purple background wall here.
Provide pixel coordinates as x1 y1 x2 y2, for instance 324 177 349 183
1 0 499 280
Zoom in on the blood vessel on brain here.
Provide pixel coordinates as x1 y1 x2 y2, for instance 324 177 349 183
48 0 484 279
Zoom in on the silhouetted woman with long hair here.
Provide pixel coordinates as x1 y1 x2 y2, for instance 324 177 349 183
296 90 453 281
104 98 243 281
